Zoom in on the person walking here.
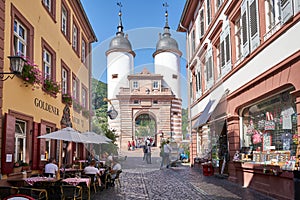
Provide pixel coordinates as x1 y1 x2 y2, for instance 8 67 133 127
160 140 172 169
143 141 148 161
146 142 152 164
128 141 131 151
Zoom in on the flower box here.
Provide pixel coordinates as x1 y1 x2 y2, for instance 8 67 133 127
43 79 60 96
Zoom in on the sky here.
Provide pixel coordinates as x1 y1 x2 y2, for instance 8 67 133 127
81 1 187 108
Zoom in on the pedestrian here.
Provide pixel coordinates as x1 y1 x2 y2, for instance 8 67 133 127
131 140 136 150
143 142 148 161
146 141 152 164
128 141 131 151
160 140 172 169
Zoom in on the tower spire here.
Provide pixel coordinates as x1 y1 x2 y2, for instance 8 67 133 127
162 2 170 36
116 2 123 35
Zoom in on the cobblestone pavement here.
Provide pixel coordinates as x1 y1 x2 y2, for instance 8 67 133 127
92 148 275 200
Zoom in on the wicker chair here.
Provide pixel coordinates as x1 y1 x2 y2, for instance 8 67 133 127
61 185 82 200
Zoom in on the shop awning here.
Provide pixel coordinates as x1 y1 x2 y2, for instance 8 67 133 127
192 96 223 129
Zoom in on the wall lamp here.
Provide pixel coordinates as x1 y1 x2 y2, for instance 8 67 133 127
103 97 118 120
0 56 26 81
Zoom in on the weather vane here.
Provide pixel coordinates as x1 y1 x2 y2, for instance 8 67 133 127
117 2 122 13
163 2 169 24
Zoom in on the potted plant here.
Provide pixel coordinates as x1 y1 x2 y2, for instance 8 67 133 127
19 60 42 89
62 93 73 105
43 79 60 96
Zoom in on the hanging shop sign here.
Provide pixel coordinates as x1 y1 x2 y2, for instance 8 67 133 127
34 98 59 116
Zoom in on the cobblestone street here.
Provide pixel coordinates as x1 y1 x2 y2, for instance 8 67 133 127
92 148 275 200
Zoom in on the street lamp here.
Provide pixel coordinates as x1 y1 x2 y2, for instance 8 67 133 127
0 56 26 81
103 98 118 120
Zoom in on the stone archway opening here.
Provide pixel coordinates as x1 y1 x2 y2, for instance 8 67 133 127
134 114 157 146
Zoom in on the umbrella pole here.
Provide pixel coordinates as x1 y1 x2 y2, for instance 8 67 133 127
57 140 62 179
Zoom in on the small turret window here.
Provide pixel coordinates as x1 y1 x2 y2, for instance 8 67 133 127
112 74 118 79
133 81 139 89
172 74 178 79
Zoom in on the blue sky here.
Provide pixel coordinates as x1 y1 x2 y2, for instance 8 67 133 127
81 1 187 107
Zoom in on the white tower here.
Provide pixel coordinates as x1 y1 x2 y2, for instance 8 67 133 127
106 4 135 135
153 9 182 99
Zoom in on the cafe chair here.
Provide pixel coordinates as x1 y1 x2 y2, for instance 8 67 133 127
18 187 48 200
105 170 122 188
81 174 98 193
0 186 19 199
61 185 82 200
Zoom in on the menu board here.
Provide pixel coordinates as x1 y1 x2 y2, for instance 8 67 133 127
263 133 272 151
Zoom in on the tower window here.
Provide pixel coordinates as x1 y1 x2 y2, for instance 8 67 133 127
134 100 139 104
172 74 178 79
112 74 118 79
153 100 158 104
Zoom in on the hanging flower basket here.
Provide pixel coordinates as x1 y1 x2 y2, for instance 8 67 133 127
19 60 42 90
62 93 73 105
43 79 60 96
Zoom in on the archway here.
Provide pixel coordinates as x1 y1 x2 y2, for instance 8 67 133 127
134 113 157 147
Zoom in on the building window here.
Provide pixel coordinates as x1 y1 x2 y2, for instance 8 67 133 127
153 81 159 89
172 74 178 79
61 67 68 94
42 39 56 83
82 86 87 109
153 100 158 104
133 81 139 89
61 4 67 35
13 20 27 56
191 29 196 55
15 119 27 162
241 91 297 162
205 46 214 89
216 0 224 10
199 8 205 39
72 22 80 53
234 15 243 64
134 100 139 104
219 21 231 76
73 77 79 101
42 0 56 20
264 0 282 40
45 127 52 160
241 0 260 57
43 49 51 80
81 38 86 63
206 0 212 25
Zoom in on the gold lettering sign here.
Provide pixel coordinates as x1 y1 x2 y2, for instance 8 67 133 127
34 98 59 116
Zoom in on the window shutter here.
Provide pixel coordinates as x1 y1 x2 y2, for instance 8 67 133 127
241 0 250 57
221 21 232 76
39 123 47 167
205 45 214 89
249 0 260 52
281 0 293 23
294 0 300 14
2 114 16 174
31 122 39 170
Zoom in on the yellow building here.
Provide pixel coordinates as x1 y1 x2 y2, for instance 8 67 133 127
0 0 96 176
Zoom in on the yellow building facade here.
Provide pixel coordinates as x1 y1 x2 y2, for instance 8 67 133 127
0 0 96 176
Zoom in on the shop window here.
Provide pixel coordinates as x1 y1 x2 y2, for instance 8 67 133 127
241 91 297 162
15 119 27 162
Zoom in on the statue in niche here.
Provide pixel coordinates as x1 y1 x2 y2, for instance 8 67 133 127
61 104 72 127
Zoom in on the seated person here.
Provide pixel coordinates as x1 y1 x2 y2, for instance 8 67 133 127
105 158 122 186
44 157 58 177
83 160 101 186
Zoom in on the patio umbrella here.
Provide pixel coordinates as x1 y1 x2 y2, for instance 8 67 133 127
37 127 89 143
81 131 112 144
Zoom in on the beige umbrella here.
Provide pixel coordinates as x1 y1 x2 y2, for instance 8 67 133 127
81 131 111 144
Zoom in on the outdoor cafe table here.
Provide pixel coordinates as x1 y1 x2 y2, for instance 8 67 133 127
24 177 56 186
62 178 91 200
62 177 90 186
